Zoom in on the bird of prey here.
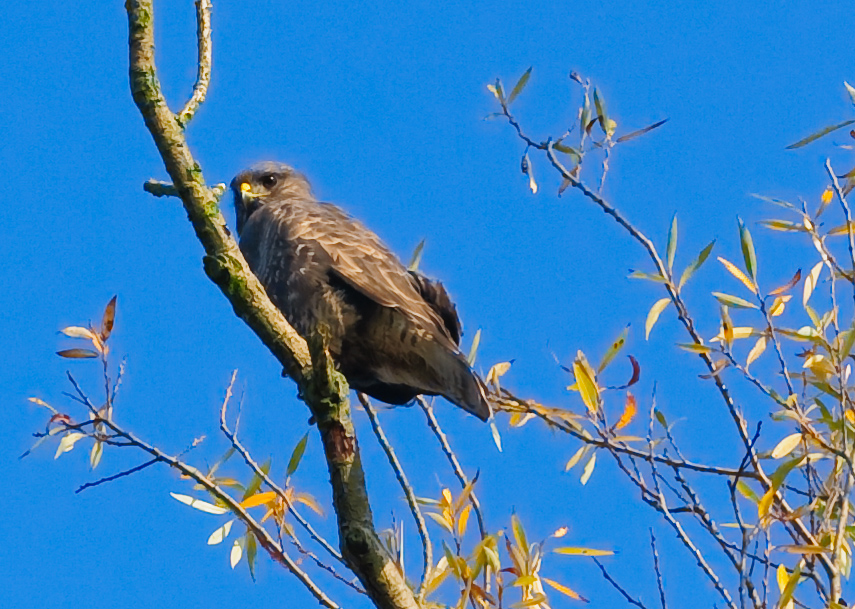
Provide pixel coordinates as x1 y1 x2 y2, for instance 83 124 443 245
231 161 491 421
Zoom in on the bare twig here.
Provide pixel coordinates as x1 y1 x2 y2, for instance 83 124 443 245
649 530 667 609
592 558 650 609
417 396 487 539
359 393 434 600
76 457 159 493
176 0 212 126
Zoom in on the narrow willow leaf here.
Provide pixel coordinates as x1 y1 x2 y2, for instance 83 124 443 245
614 393 637 430
721 305 734 348
511 514 528 555
60 326 97 340
427 511 455 533
101 295 117 341
408 239 426 271
170 493 228 515
207 519 234 545
845 81 855 105
467 329 481 365
758 219 806 233
758 487 775 518
777 544 830 555
827 222 855 236
786 118 855 149
678 240 716 289
717 256 757 294
769 270 801 296
552 142 582 161
745 335 767 369
490 418 503 452
771 433 802 459
246 532 258 580
507 67 532 105
553 546 614 556
230 538 243 569
615 118 668 144
89 440 103 470
751 193 798 210
629 271 666 283
712 292 758 309
541 577 586 601
564 446 588 471
510 594 547 609
738 217 758 282
735 480 759 503
597 325 629 373
678 343 714 354
777 563 801 609
593 88 613 136
573 352 600 413
240 491 276 510
645 298 671 339
580 453 596 485
287 433 309 477
841 326 855 359
802 262 823 307
817 187 834 218
54 432 86 459
57 348 99 359
242 458 271 501
666 213 678 272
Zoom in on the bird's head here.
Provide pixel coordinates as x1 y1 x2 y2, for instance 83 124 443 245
231 161 313 235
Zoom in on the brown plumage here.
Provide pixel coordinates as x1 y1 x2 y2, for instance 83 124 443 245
231 161 490 421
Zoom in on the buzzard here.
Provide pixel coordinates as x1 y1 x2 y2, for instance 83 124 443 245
231 161 490 421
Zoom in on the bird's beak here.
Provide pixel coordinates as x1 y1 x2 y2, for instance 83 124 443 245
239 182 261 200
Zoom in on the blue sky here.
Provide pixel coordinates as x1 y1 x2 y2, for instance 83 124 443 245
4 1 855 607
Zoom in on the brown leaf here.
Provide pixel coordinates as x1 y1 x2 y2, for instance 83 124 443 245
57 348 99 359
769 270 801 296
101 295 117 341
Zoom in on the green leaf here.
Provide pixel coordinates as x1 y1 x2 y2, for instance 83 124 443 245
750 193 799 210
786 118 855 149
598 325 629 373
615 118 668 143
242 458 271 501
629 271 666 283
738 217 757 282
712 292 758 309
246 532 258 581
758 219 806 233
552 142 582 161
678 240 716 289
593 88 611 136
666 213 678 272
287 433 309 477
507 67 532 105
580 92 591 135
580 453 596 485
408 239 426 271
735 480 759 503
511 514 528 554
467 328 481 366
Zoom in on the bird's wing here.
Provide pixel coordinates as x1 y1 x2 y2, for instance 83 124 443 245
408 271 463 346
289 202 459 346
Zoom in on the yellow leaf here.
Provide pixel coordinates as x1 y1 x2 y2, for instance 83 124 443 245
442 488 453 506
822 187 834 205
771 433 802 459
573 352 600 414
677 343 714 354
554 546 614 556
510 594 547 609
60 326 98 340
758 487 775 518
776 563 788 592
769 295 791 317
777 544 829 554
54 432 86 459
614 393 637 430
240 491 276 509
710 326 756 342
458 504 472 537
580 454 596 485
295 492 325 516
427 511 455 533
564 446 588 471
746 335 767 369
542 577 585 601
803 262 823 307
717 256 757 294
552 527 568 538
645 297 671 339
486 361 512 386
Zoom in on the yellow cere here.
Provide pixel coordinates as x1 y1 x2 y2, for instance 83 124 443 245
240 182 252 192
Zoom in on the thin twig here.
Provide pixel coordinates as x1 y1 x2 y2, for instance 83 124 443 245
417 396 487 539
176 0 212 126
358 393 433 600
825 158 855 309
218 371 344 564
649 529 667 609
592 558 649 609
76 458 160 492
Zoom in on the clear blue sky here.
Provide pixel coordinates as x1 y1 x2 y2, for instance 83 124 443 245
4 1 855 607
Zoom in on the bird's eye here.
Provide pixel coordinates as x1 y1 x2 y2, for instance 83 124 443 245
260 174 278 189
